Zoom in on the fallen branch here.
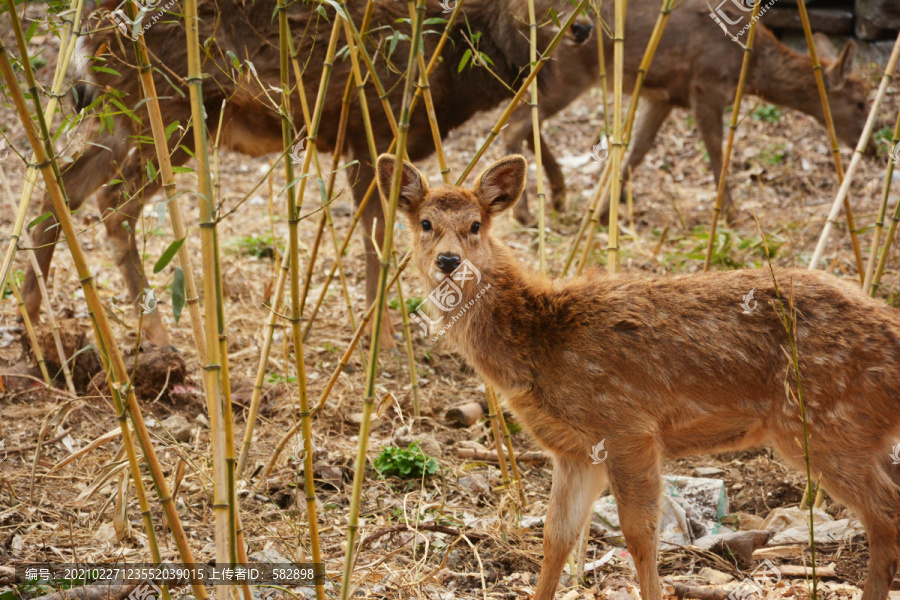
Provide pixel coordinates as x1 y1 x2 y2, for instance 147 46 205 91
669 583 730 600
456 447 548 463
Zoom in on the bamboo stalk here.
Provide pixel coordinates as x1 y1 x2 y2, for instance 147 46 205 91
528 0 548 274
864 103 900 295
182 0 234 586
0 165 74 393
796 0 864 282
485 387 512 490
9 277 51 385
575 0 676 275
278 2 329 596
493 387 526 507
702 0 764 271
0 0 83 300
261 254 412 479
0 15 206 598
595 7 610 137
237 251 289 476
809 30 900 271
339 2 427 595
603 0 628 273
129 9 207 361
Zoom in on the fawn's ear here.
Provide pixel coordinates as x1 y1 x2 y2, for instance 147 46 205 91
376 154 428 215
474 155 527 215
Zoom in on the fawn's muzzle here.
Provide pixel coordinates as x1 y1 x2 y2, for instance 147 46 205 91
437 254 461 274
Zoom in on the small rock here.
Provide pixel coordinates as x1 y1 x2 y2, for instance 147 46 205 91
699 567 733 585
733 512 766 531
693 467 725 477
161 415 193 443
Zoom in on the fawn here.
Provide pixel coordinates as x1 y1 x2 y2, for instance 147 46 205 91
505 0 871 224
20 0 582 347
378 152 900 600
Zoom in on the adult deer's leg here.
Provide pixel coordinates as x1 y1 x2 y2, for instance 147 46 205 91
608 437 663 600
527 131 567 212
599 99 671 220
534 457 608 600
21 126 130 324
97 143 192 347
621 99 673 187
503 109 537 226
350 158 395 348
690 92 733 218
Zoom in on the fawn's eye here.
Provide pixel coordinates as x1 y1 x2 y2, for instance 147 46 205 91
470 222 481 234
421 220 432 232
858 102 866 111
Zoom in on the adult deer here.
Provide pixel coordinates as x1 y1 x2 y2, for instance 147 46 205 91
381 152 900 600
21 0 580 346
505 0 871 223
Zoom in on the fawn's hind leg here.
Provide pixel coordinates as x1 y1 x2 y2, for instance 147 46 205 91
608 439 663 600
534 457 609 600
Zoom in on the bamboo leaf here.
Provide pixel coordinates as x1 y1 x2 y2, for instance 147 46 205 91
164 120 180 141
27 211 53 231
91 65 121 77
172 165 194 173
153 237 185 273
321 0 346 20
172 267 185 324
458 49 471 72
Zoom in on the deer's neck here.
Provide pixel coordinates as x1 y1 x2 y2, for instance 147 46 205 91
747 29 823 122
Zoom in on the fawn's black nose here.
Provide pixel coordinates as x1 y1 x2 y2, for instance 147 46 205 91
570 22 593 44
437 254 461 274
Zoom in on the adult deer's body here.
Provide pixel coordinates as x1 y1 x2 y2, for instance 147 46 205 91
380 153 900 600
21 0 571 346
505 0 870 223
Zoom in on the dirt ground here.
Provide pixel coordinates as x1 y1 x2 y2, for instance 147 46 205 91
2 5 900 600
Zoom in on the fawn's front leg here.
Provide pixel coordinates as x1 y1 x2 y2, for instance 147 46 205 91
608 438 663 600
534 457 608 600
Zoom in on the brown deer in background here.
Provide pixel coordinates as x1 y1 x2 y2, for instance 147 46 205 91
20 0 583 347
379 152 900 600
505 0 871 224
